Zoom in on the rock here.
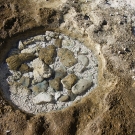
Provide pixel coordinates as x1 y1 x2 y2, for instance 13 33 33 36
46 31 55 38
21 46 40 54
19 76 31 87
19 64 33 73
46 36 51 41
62 74 78 90
31 58 52 82
19 53 36 62
72 79 93 95
22 38 35 46
55 39 62 48
18 41 24 50
55 66 67 79
33 35 45 42
49 77 61 91
55 92 61 100
58 48 77 67
39 45 56 65
23 72 33 78
33 92 53 104
59 95 69 102
74 63 85 73
78 55 89 66
6 55 22 70
32 81 48 94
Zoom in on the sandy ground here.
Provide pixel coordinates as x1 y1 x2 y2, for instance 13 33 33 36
0 0 135 135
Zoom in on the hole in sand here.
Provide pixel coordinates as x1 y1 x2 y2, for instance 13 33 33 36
0 31 98 114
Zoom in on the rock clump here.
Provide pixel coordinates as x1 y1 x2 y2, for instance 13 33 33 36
58 48 77 67
59 95 69 102
32 81 48 94
62 74 78 90
39 45 56 65
49 77 61 91
72 79 93 95
33 92 53 104
31 58 52 82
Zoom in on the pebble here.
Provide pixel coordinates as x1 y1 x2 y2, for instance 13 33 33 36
55 66 67 79
59 95 69 102
31 58 52 82
39 45 56 65
62 74 78 90
32 81 48 94
78 55 89 66
49 77 61 91
55 92 61 100
18 41 24 50
19 76 31 87
72 79 93 95
33 92 53 104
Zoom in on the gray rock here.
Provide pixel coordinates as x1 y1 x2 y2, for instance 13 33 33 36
19 76 31 87
58 48 77 67
59 95 69 102
61 74 78 90
78 55 89 66
55 66 67 79
32 81 48 94
72 79 93 95
33 92 53 104
49 77 61 91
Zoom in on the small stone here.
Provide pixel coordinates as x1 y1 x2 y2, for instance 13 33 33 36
23 72 33 78
46 36 51 41
55 66 67 79
49 77 61 91
39 45 56 65
33 35 45 42
78 55 89 66
58 48 77 67
55 39 62 48
19 76 31 87
33 92 53 104
22 38 35 46
62 74 78 90
59 95 69 102
32 81 48 94
72 79 93 95
31 58 52 82
19 64 33 73
74 63 85 73
55 92 61 100
19 53 36 62
18 41 24 50
6 55 22 70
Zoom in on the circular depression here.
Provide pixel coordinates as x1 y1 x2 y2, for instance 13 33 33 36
0 31 98 114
